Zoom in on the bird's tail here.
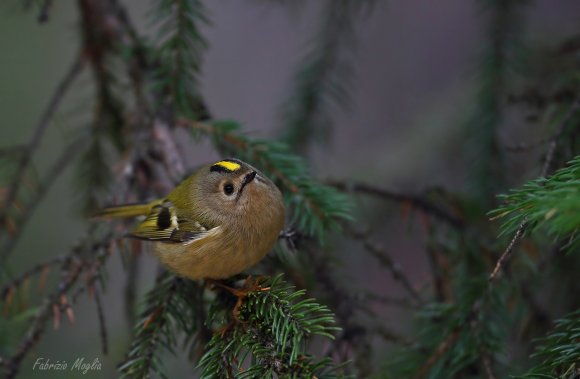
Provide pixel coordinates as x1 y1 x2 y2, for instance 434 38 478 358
95 201 160 219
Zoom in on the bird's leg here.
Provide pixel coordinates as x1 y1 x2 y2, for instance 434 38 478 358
205 276 270 333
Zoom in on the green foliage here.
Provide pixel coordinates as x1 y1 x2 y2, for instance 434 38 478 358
119 273 201 378
465 0 529 204
199 275 345 379
151 0 209 118
195 120 352 241
491 155 580 250
279 0 374 153
515 309 580 379
383 234 512 379
3 1 580 379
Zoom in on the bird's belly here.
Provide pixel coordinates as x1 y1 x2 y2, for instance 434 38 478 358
152 235 270 280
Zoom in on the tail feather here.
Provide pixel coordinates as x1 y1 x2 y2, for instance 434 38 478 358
95 201 159 219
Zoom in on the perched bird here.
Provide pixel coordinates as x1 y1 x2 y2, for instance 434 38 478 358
97 159 285 280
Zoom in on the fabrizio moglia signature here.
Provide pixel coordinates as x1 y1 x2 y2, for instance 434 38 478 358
32 357 102 375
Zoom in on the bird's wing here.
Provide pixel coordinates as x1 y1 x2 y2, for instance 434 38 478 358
128 200 217 243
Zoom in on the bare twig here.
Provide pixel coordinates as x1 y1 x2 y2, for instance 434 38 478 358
3 252 83 379
37 0 53 22
540 96 580 177
1 232 114 378
413 327 461 379
363 240 422 304
374 324 412 346
348 229 422 305
482 353 497 379
0 54 83 222
0 138 87 263
94 287 109 355
1 255 65 301
328 180 464 230
488 221 527 281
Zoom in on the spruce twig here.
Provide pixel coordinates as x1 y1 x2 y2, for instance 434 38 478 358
1 233 113 379
279 0 374 153
490 92 580 281
414 92 580 379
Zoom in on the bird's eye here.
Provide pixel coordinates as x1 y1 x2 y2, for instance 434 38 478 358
223 183 235 196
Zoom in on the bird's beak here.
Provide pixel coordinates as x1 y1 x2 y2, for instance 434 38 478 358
237 171 257 198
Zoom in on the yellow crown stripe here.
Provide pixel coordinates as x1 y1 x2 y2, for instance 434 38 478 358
214 160 241 171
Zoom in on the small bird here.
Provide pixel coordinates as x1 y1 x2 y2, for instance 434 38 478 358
97 159 285 280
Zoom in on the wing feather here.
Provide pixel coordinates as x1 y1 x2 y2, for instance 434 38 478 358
128 200 216 243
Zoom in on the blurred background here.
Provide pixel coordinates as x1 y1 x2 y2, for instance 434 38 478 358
1 1 579 378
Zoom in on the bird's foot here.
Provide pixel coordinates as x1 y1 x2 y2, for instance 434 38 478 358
206 276 270 334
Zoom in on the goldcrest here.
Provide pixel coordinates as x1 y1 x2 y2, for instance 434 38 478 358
97 159 285 279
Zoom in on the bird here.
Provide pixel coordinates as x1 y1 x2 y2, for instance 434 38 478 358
96 158 285 281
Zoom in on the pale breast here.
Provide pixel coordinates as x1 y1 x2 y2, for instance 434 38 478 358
152 225 279 279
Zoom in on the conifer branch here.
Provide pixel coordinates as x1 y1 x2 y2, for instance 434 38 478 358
199 275 344 378
515 308 580 378
119 272 181 378
412 93 580 378
279 0 374 153
465 0 527 204
152 0 209 119
303 247 373 377
1 233 114 379
490 94 580 277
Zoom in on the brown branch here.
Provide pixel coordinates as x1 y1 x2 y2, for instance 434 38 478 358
1 233 114 379
0 255 65 301
413 327 461 379
328 180 464 230
540 95 580 177
482 353 497 379
0 53 84 223
348 228 422 304
1 138 87 262
488 221 527 281
3 252 84 379
374 324 412 346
